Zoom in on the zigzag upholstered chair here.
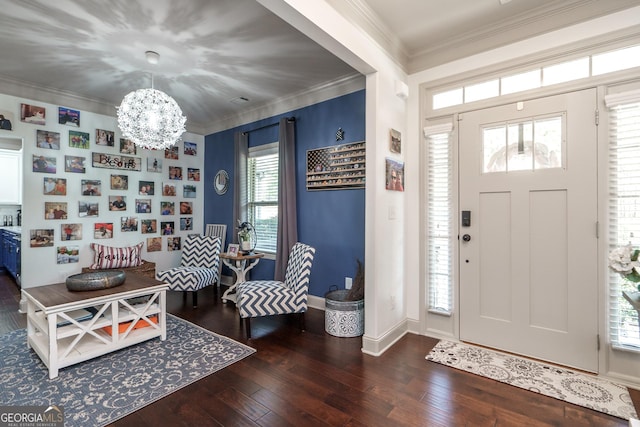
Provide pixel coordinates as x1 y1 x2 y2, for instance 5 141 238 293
156 234 221 308
236 242 315 338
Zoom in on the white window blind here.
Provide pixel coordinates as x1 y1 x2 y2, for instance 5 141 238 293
606 96 640 349
248 142 279 254
425 123 454 315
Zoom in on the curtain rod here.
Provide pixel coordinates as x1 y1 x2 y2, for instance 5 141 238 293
242 117 295 135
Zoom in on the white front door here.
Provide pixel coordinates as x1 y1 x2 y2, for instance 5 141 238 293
458 89 598 372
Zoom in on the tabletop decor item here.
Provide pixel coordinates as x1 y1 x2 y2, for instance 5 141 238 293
608 244 640 291
237 220 257 254
65 270 126 292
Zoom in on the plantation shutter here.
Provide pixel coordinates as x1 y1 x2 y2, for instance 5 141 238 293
605 90 640 349
248 142 279 254
424 122 454 315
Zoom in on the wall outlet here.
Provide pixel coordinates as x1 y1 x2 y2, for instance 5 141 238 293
345 277 352 290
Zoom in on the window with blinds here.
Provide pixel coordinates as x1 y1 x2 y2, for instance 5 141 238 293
425 125 454 315
607 99 640 349
247 142 279 254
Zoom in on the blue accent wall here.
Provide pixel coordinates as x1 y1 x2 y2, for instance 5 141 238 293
204 90 365 297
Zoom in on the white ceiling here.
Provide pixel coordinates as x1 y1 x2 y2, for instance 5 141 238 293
0 0 637 135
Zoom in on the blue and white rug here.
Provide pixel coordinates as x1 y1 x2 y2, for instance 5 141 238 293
0 314 255 427
427 340 637 420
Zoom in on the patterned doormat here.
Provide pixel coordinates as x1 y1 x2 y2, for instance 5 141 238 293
0 314 255 427
426 340 638 420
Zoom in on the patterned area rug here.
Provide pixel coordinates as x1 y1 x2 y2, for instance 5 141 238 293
427 340 638 420
0 314 255 427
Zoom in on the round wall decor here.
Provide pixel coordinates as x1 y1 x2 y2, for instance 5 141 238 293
214 169 229 195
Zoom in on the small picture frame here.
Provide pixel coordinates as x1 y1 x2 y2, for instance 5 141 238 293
390 128 401 154
187 168 200 181
20 103 46 125
36 130 60 150
69 130 90 149
65 155 86 173
147 237 162 252
168 237 181 251
184 141 197 155
120 138 136 155
94 223 113 239
96 128 114 146
111 174 128 190
227 243 239 257
147 157 162 173
58 107 80 127
81 179 101 196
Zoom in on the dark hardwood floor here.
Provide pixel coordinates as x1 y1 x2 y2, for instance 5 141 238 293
1 272 638 426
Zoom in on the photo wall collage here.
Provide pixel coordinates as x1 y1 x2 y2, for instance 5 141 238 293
10 102 202 265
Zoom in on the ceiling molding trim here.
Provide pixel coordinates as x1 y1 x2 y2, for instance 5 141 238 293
325 0 409 71
0 74 116 118
408 0 640 73
204 73 365 135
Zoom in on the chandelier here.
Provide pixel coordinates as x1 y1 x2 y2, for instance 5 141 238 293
117 51 186 150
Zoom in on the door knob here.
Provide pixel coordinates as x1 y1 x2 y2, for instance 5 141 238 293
462 234 471 242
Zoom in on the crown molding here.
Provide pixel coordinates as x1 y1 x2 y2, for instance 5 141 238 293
325 0 409 71
203 73 365 135
408 0 640 73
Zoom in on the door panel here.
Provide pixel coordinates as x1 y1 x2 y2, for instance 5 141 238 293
459 89 598 372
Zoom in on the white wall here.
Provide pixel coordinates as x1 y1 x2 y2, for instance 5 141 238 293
407 8 640 385
258 0 411 354
0 92 204 291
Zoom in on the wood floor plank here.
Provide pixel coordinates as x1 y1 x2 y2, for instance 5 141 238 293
0 276 635 427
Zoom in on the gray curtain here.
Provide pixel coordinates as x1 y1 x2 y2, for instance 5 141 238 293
274 117 297 281
233 131 248 244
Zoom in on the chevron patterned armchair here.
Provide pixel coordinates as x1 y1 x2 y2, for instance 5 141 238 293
156 234 221 308
236 242 316 338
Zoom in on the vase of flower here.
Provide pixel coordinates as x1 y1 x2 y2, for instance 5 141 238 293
609 244 640 292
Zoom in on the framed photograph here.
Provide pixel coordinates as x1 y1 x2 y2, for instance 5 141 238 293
57 245 79 264
169 166 183 180
168 237 181 251
179 217 193 231
65 155 86 173
94 223 113 239
69 130 90 149
179 201 193 214
390 128 401 154
96 128 115 146
162 181 177 196
141 219 157 234
45 202 68 220
119 138 136 155
227 243 239 256
0 109 14 131
81 179 101 196
187 168 200 181
160 201 175 215
92 152 141 171
61 223 82 241
121 216 138 232
139 180 155 195
109 195 127 211
44 177 66 195
110 174 128 190
385 157 405 192
58 107 80 127
161 221 174 235
147 237 162 252
32 155 56 173
165 146 179 160
184 141 197 155
20 103 46 125
30 229 54 248
135 199 151 213
183 184 196 198
36 130 60 149
78 201 99 217
147 157 162 173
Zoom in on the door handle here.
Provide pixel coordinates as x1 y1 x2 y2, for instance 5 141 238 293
462 234 471 242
